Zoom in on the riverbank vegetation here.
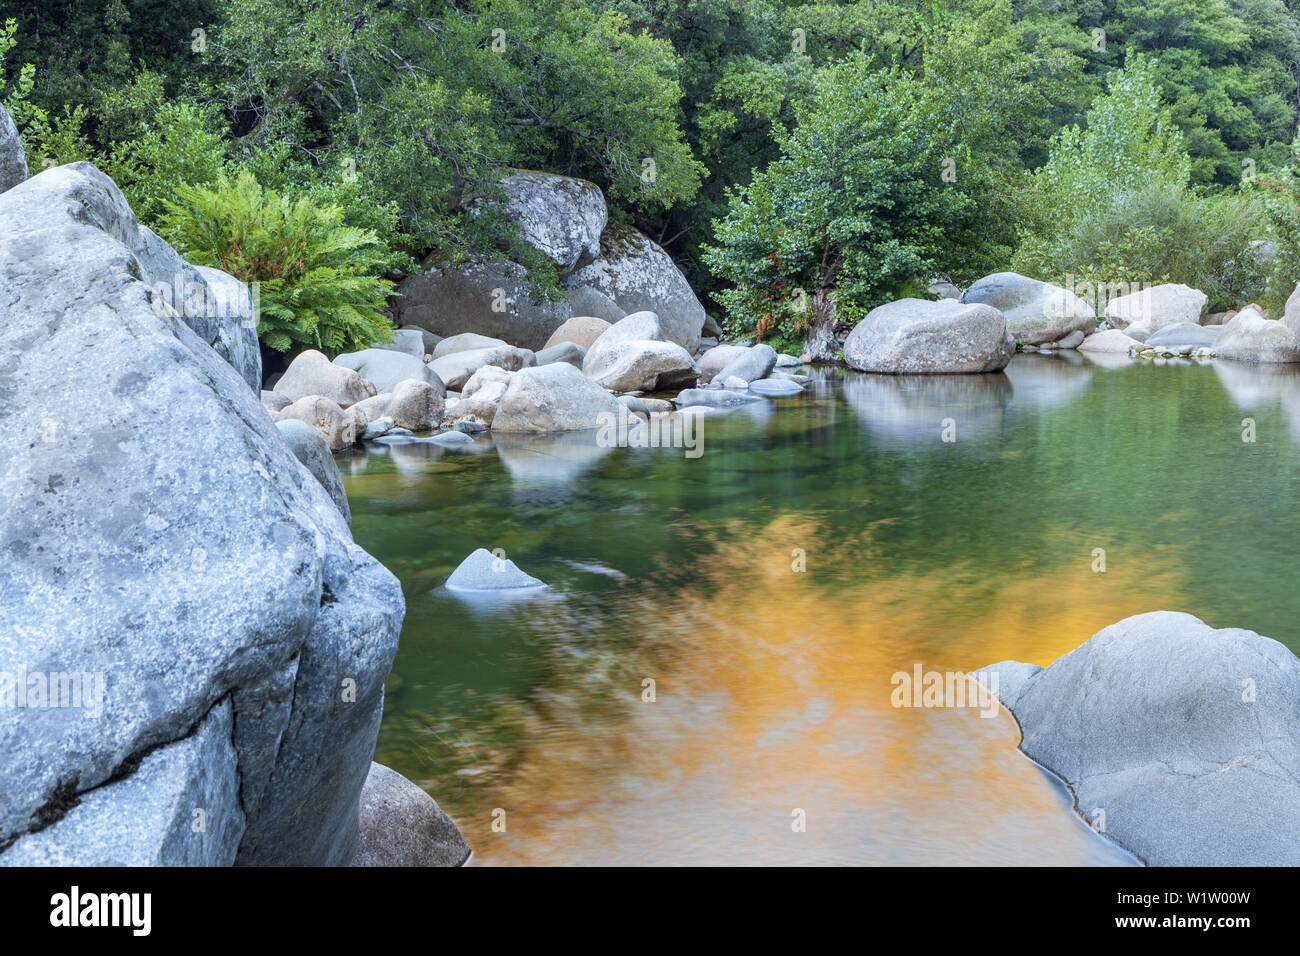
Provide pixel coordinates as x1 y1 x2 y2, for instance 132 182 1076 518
3 0 1299 355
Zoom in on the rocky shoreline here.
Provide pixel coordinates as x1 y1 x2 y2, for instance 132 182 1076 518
5 144 1300 867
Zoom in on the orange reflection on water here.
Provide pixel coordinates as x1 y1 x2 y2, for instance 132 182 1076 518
460 516 1161 865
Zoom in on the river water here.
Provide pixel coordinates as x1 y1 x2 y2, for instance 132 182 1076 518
343 352 1300 865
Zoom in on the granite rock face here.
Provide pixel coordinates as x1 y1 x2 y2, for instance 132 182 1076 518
979 612 1300 866
0 161 405 866
843 298 1014 374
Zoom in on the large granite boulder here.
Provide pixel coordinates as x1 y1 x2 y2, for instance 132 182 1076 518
275 349 376 407
1104 283 1208 333
566 226 705 353
0 161 405 866
979 612 1300 866
713 344 777 385
0 103 27 192
431 332 509 359
275 419 351 524
350 762 470 866
697 344 750 384
1144 322 1220 349
492 361 622 433
61 187 261 392
843 299 1014 374
581 310 697 392
472 170 607 276
960 272 1095 345
334 347 445 395
1283 281 1300 337
428 344 535 391
391 261 572 351
1215 307 1300 363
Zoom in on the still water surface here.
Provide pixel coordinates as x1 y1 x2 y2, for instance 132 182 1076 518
344 353 1300 865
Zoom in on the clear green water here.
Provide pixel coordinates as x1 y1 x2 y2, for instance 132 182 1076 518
343 353 1300 865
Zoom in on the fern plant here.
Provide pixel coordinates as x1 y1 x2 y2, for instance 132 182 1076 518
163 171 395 355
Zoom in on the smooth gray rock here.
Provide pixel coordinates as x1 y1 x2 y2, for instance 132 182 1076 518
432 332 510 359
714 344 777 385
1104 283 1208 332
534 341 586 368
360 415 395 440
697 344 750 384
275 419 351 524
446 548 546 591
0 104 26 192
385 378 445 432
1145 323 1220 349
1053 329 1086 349
581 310 699 391
372 328 426 358
0 162 405 865
986 611 1300 866
1283 281 1300 337
429 430 474 447
334 348 445 396
843 298 1014 374
492 361 622 433
673 388 765 407
1079 329 1144 353
1215 308 1300 364
748 377 805 397
970 660 1042 713
350 762 471 866
397 324 442 355
276 349 375 407
566 226 705 353
429 344 534 391
961 272 1096 345
1 701 243 865
392 261 572 351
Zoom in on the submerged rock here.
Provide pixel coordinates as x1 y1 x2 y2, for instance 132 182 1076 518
446 548 547 591
979 611 1300 865
749 377 805 397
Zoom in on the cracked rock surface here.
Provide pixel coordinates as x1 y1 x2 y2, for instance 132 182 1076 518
0 162 408 865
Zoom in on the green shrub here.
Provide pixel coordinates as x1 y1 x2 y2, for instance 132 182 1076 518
1015 58 1269 312
163 171 395 355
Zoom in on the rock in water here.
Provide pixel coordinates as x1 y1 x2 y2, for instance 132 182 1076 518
491 362 623 433
1103 283 1208 333
351 763 471 867
445 548 547 591
978 612 1300 865
843 298 1014 374
1214 308 1300 364
0 162 405 865
960 272 1095 345
275 419 352 524
1078 329 1144 353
